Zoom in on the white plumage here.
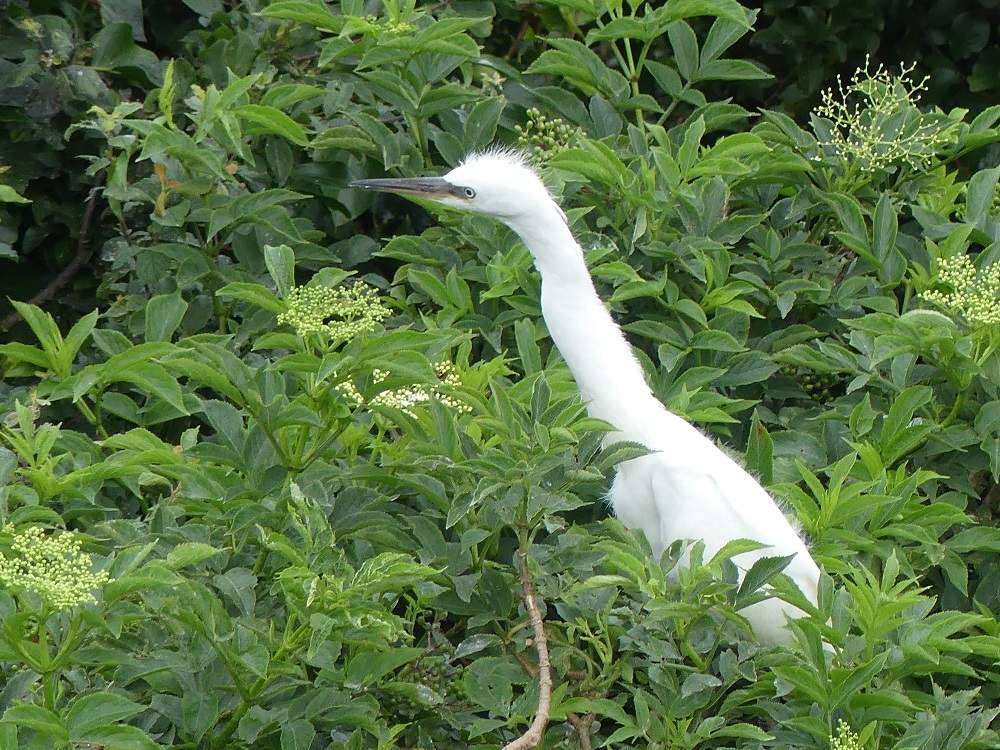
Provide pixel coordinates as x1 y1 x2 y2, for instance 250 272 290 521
352 150 821 645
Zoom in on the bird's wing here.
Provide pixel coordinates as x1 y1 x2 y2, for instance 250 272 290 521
614 452 821 645
614 450 817 577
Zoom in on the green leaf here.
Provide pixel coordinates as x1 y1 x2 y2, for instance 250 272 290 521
514 318 542 375
235 104 310 146
947 526 1000 554
217 282 284 313
527 39 629 98
90 23 162 83
709 538 768 567
0 342 51 371
667 21 699 81
111 361 189 415
65 694 145 737
597 441 652 471
158 57 175 120
872 193 898 262
10 300 65 370
825 192 868 245
344 648 424 687
693 59 769 82
166 542 223 569
264 244 297 299
0 185 30 204
586 16 659 44
280 719 316 750
145 292 188 342
408 17 481 58
180 690 218 743
205 190 306 241
658 0 749 25
745 410 773 486
463 97 505 155
63 309 100 362
965 167 1000 225
713 351 778 387
830 653 890 710
880 384 932 447
257 0 340 30
735 554 794 605
678 115 706 176
72 725 159 750
1 704 66 739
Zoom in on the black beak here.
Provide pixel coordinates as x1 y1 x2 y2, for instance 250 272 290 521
349 176 457 200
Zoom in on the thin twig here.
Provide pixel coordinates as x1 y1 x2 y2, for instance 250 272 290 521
502 547 553 750
1 171 107 333
504 20 530 61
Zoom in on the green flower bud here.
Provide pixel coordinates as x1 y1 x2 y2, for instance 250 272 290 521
0 526 110 611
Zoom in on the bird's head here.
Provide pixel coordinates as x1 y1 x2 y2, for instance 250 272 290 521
350 149 567 230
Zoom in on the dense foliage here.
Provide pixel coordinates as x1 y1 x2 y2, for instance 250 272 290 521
742 0 1000 117
2 0 1000 748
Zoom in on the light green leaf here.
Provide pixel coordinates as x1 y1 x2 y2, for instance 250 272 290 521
667 21 699 81
165 542 223 569
235 104 310 146
257 0 340 30
217 282 284 313
0 185 30 204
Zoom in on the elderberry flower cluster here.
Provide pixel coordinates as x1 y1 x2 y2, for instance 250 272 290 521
516 108 579 164
920 254 1000 327
814 57 953 174
278 283 390 341
338 363 470 416
363 14 415 36
0 526 110 610
831 719 862 750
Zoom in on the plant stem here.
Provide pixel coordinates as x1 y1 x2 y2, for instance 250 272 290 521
36 615 57 712
502 541 553 750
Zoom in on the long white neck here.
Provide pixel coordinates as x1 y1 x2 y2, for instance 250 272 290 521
506 207 665 445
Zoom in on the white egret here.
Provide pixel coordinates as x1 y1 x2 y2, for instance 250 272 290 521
352 150 820 645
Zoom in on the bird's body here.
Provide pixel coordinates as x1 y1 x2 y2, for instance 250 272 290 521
352 150 821 645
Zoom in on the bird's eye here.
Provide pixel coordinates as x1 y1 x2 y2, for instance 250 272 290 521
463 187 476 199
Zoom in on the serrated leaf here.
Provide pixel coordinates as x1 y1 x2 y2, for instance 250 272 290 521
72 724 159 750
706 539 768 571
873 192 898 262
1 704 66 738
113 361 189 415
736 554 794 602
281 719 316 750
217 282 284 313
667 21 699 81
180 690 217 743
165 542 223 569
264 244 296 299
454 633 500 660
65 694 145 736
145 292 188 343
598 441 653 471
236 104 310 146
344 648 424 687
257 0 340 30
